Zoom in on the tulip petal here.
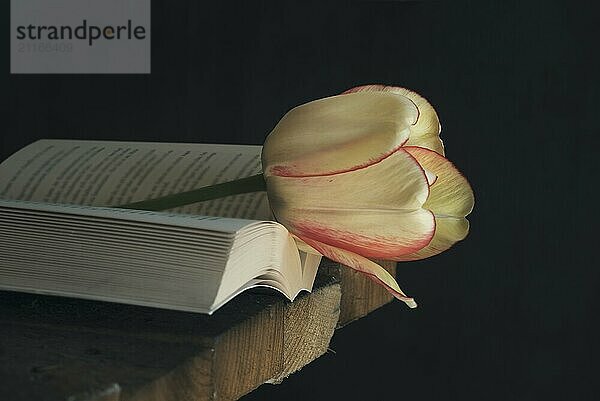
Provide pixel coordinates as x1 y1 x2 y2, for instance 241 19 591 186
262 91 419 177
393 216 470 261
424 168 438 186
343 85 445 155
404 146 474 217
298 235 417 308
282 208 435 259
266 148 436 258
267 148 430 210
293 235 321 255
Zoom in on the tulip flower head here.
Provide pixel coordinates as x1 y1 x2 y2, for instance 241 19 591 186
121 84 474 309
262 85 474 308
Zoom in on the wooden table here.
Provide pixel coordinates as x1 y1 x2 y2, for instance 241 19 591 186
0 260 396 401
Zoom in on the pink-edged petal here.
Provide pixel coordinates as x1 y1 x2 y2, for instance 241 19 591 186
265 148 435 259
283 208 435 259
344 85 445 155
394 216 470 261
262 91 418 178
424 168 438 186
292 234 321 255
266 148 431 210
404 146 474 217
408 135 445 156
298 235 417 308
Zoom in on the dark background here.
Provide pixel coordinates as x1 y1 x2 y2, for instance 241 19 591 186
2 1 597 400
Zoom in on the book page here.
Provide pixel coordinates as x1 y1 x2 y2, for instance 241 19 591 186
0 199 254 234
0 139 272 220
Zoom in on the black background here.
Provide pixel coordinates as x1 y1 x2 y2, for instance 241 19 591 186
2 1 598 400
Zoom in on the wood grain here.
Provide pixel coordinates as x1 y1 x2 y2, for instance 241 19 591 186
321 259 396 327
0 261 396 401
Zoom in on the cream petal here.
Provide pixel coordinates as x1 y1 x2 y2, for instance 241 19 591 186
394 217 470 261
276 207 435 259
266 148 435 258
343 85 445 155
293 235 321 255
404 146 474 217
407 135 445 156
298 235 417 308
424 168 438 186
262 91 418 177
266 148 431 210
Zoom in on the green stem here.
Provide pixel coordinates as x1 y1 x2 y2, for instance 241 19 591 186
117 173 267 211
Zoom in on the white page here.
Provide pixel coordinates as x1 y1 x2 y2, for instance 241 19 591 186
0 139 272 220
0 199 254 234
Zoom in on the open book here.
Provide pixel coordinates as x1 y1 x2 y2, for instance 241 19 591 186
0 140 321 314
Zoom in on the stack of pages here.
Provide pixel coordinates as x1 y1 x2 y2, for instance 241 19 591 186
0 140 320 314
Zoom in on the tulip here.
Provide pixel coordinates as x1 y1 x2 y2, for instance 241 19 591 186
122 85 474 308
262 85 474 308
